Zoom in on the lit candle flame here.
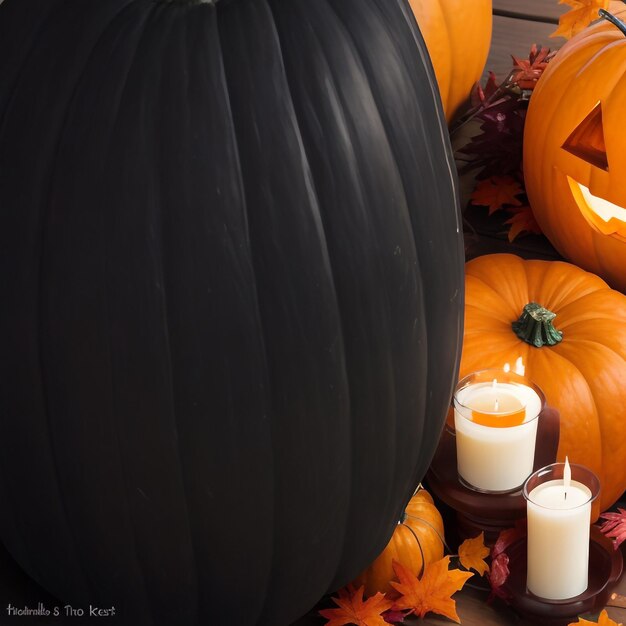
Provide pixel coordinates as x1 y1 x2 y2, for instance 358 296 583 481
564 456 571 501
493 378 499 412
503 363 510 373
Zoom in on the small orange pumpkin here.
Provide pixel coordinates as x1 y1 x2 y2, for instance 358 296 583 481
524 3 626 292
409 0 492 122
461 253 626 512
353 487 444 595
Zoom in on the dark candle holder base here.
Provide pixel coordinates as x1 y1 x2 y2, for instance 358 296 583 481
425 406 560 545
502 526 623 625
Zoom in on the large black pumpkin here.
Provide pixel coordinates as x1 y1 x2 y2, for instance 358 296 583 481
0 0 463 624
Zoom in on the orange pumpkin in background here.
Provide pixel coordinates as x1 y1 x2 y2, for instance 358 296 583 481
524 4 626 293
461 254 626 513
409 0 492 123
353 487 444 596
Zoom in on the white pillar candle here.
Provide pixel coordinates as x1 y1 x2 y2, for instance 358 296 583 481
454 373 543 492
525 459 594 599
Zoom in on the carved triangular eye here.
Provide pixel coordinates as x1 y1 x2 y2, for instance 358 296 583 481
562 102 609 171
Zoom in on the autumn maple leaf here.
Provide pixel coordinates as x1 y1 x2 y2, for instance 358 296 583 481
319 585 392 626
390 557 472 624
504 205 542 241
458 532 490 576
568 608 623 626
511 45 552 90
599 508 626 549
552 0 609 40
470 176 523 214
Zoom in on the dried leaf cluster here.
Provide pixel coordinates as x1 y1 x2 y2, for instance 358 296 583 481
457 45 554 242
320 514 626 626
459 0 612 242
599 508 626 549
319 533 488 625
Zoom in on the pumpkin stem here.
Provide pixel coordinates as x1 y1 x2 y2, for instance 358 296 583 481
512 302 563 348
599 9 626 37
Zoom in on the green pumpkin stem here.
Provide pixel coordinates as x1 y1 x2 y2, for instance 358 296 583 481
512 302 563 348
599 9 626 37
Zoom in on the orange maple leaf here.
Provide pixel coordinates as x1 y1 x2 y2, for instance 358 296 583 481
504 205 542 242
470 176 523 215
458 532 490 577
319 585 392 626
390 557 472 624
552 0 609 39
568 608 623 626
511 45 552 90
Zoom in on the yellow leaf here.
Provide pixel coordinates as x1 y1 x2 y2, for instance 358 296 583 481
552 0 609 40
390 557 472 624
568 608 623 625
458 532 490 577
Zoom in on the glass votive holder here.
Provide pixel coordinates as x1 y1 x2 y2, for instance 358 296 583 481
523 462 600 600
453 369 545 493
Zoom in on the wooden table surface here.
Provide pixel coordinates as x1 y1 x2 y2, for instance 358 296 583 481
295 566 626 625
487 0 566 83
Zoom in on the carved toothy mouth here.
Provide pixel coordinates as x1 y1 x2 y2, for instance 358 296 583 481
567 176 626 238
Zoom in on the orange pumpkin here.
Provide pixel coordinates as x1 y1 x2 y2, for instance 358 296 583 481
461 253 626 512
409 0 492 123
524 3 626 293
353 487 444 595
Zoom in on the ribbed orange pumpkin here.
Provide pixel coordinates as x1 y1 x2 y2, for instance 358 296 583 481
353 488 444 595
524 3 626 293
409 0 492 122
461 253 626 512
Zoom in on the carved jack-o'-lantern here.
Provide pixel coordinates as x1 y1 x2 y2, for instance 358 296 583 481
524 5 626 292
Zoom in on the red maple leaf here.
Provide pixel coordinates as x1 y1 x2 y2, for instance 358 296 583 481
487 553 511 603
487 522 527 602
599 508 626 549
